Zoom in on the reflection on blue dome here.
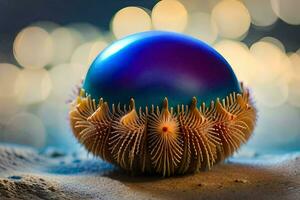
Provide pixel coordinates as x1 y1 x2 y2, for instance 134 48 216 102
83 31 241 108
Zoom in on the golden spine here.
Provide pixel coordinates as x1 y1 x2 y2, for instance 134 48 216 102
69 86 256 176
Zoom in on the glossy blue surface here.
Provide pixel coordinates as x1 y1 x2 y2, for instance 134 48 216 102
83 31 241 108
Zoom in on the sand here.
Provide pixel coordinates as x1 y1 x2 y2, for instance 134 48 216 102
0 145 299 200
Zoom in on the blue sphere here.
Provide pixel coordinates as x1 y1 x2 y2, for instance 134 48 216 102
83 31 241 108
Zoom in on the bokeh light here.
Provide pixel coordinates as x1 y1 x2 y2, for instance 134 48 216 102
112 7 152 39
249 41 290 84
214 40 256 85
212 0 251 39
67 23 101 42
71 40 107 68
0 63 20 98
2 112 46 148
152 0 188 32
243 0 278 27
287 53 300 108
271 0 300 25
49 63 84 101
0 97 22 119
50 27 82 65
248 104 300 153
289 53 300 76
88 40 108 65
71 42 96 67
287 77 300 108
252 79 289 107
260 36 285 52
35 96 78 149
14 68 52 105
13 26 53 69
31 21 60 32
185 12 218 44
179 0 220 13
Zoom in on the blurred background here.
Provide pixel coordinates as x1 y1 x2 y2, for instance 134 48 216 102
0 0 299 156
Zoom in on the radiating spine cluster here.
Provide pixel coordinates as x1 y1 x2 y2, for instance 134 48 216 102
69 86 256 176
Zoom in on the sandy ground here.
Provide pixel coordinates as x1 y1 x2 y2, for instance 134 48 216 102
0 145 299 200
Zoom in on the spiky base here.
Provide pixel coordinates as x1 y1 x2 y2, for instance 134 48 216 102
69 85 256 176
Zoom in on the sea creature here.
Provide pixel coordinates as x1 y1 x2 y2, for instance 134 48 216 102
69 31 257 176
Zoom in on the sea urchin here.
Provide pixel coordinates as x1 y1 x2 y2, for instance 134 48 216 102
69 31 257 176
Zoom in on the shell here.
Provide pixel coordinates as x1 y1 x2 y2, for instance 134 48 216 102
69 84 256 176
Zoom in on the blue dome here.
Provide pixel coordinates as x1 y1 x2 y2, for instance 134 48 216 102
83 31 241 108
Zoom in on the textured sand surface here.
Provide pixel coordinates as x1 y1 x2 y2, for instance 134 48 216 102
0 145 299 200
